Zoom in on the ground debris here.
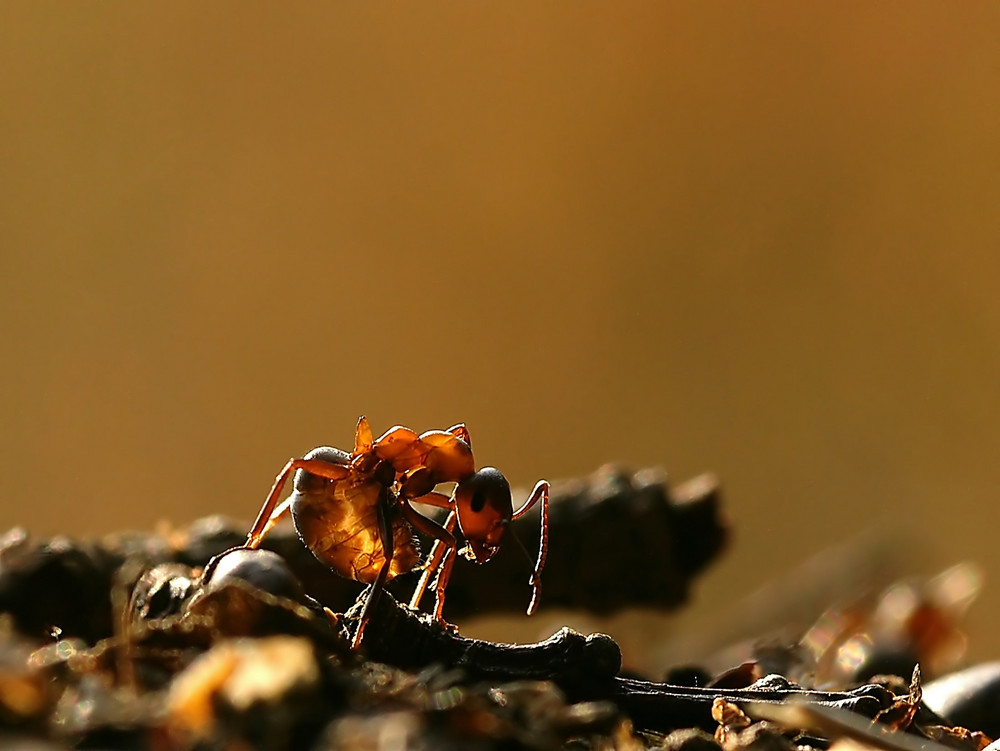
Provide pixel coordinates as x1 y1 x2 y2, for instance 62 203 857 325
0 567 981 750
0 465 991 749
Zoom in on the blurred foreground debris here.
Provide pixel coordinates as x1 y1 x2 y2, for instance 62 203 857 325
0 559 987 750
0 461 995 749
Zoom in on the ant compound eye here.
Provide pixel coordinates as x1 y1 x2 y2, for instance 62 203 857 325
470 490 487 513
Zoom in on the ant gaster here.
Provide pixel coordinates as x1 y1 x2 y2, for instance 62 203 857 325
241 417 550 648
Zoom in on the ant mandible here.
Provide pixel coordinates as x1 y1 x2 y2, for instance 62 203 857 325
240 417 550 648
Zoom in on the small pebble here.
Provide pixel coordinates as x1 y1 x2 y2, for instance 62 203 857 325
203 548 306 603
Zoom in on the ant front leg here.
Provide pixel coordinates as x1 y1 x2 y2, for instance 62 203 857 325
408 509 457 611
245 457 350 548
396 499 460 623
430 542 459 622
512 480 550 615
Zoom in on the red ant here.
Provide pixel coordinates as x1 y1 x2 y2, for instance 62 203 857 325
241 417 550 648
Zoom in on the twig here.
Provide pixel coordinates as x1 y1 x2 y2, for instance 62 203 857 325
348 588 894 734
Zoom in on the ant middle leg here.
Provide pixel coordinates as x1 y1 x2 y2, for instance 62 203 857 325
352 487 395 650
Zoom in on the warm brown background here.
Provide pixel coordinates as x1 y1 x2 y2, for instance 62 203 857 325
2 4 998 666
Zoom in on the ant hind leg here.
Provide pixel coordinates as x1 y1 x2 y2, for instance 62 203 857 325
245 457 351 548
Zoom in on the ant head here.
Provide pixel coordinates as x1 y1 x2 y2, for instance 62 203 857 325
454 467 513 563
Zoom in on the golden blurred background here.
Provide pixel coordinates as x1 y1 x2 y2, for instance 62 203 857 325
2 4 999 665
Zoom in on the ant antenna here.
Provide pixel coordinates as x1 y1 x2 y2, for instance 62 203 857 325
506 523 543 615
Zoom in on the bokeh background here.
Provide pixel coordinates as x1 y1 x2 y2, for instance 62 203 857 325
2 4 999 667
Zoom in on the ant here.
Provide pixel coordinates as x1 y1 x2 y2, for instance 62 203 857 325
240 417 550 648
